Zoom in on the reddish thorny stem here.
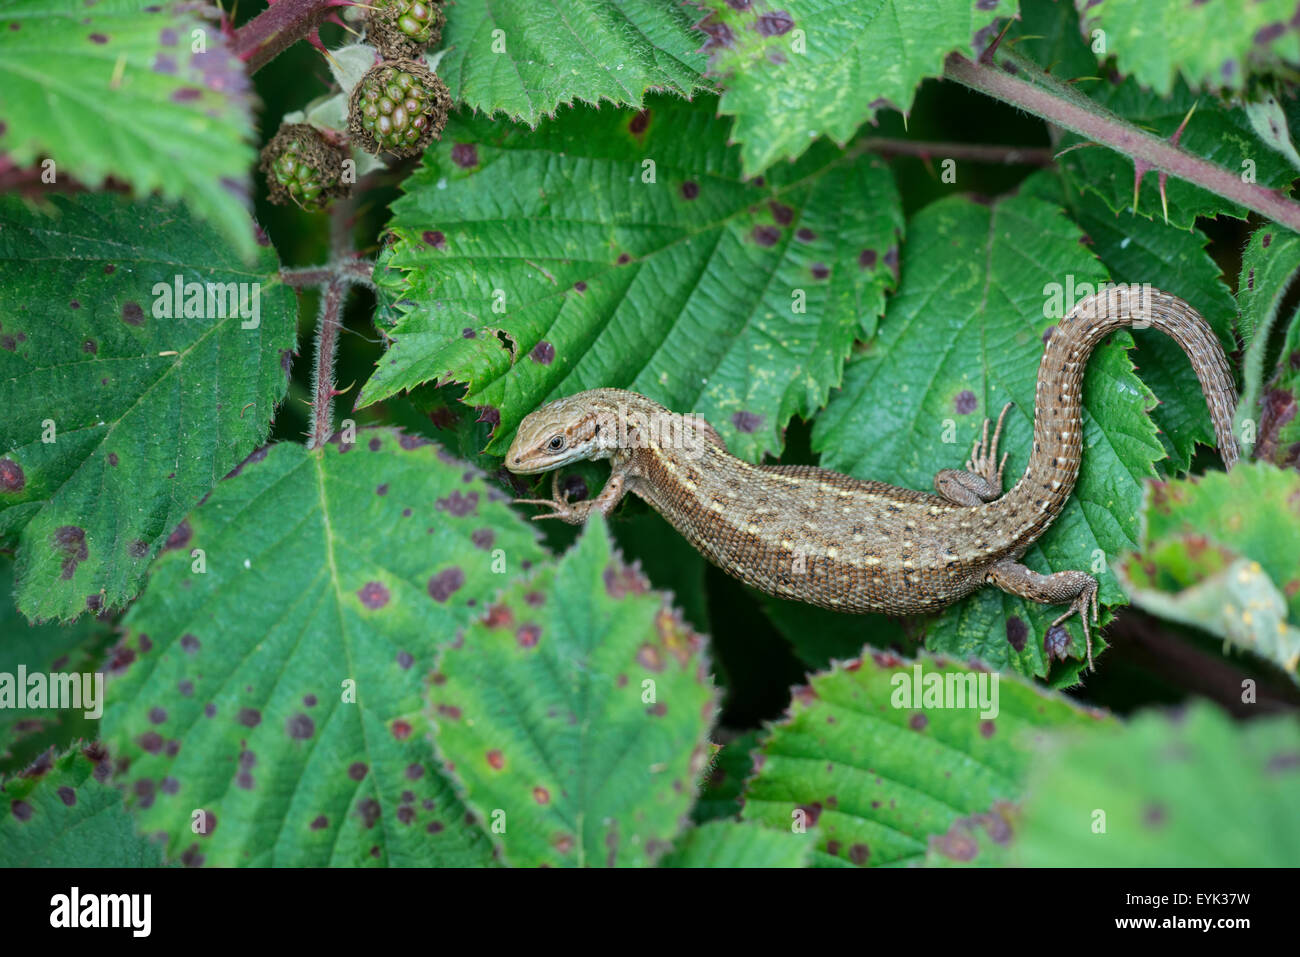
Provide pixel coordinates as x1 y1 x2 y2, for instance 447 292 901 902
945 52 1300 233
297 185 374 450
227 0 354 73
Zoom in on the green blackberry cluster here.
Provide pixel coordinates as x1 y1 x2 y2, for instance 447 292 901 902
259 124 349 211
347 60 450 158
368 0 446 60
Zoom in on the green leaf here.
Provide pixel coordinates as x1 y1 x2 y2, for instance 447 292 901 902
660 819 812 867
0 0 259 260
436 0 709 125
692 729 760 824
0 555 112 772
700 0 1016 174
1077 0 1300 96
1258 305 1300 469
428 515 718 867
0 194 296 622
814 193 1164 679
0 746 162 867
740 651 1109 867
1134 462 1300 627
1013 702 1300 866
1235 224 1300 466
1239 225 1300 348
359 94 903 462
99 431 547 866
1019 168 1237 472
1243 91 1300 173
921 801 1018 867
609 508 709 633
1119 547 1300 682
1011 0 1104 80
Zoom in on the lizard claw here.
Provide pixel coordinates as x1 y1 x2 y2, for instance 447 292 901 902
513 497 574 521
1050 578 1100 671
513 471 574 519
967 402 1013 489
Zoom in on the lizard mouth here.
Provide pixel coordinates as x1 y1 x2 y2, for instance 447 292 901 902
507 459 549 475
505 450 559 475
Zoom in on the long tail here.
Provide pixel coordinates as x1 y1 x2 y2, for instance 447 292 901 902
993 286 1238 552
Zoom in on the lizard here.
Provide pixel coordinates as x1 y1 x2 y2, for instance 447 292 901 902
505 287 1240 670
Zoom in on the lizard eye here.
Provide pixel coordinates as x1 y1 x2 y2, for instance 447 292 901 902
546 434 566 453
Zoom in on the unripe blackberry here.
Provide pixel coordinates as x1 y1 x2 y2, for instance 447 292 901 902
259 123 350 211
368 0 445 59
347 59 450 158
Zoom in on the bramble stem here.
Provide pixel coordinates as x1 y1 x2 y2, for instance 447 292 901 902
307 276 348 449
229 0 351 74
862 138 1053 165
298 184 375 449
281 260 374 289
943 53 1300 233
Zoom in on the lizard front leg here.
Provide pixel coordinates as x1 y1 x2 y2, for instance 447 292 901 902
514 469 628 525
985 559 1100 670
934 402 1011 505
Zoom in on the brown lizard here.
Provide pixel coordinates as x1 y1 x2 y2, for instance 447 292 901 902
505 287 1239 669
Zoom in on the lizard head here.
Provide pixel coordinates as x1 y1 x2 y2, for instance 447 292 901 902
506 389 646 474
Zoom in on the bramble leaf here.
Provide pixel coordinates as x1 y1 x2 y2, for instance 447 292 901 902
359 94 903 462
436 0 709 125
1013 702 1300 866
0 194 295 623
428 515 718 867
1131 462 1300 629
0 556 111 772
0 746 162 867
660 819 812 867
99 431 546 866
0 0 259 259
1077 0 1300 97
699 0 1015 174
1236 224 1300 466
740 651 1108 866
692 729 760 825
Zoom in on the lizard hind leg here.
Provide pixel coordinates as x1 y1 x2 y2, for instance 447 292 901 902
934 402 1012 506
985 559 1100 670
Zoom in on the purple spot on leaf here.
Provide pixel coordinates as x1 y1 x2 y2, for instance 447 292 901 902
428 567 465 602
358 581 390 609
530 341 555 365
756 11 794 36
451 143 478 167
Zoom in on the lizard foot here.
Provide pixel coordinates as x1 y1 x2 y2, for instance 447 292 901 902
967 402 1012 489
513 473 590 524
512 497 582 522
1049 577 1100 671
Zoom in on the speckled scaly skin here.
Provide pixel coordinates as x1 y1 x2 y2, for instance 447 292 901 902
506 288 1239 669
